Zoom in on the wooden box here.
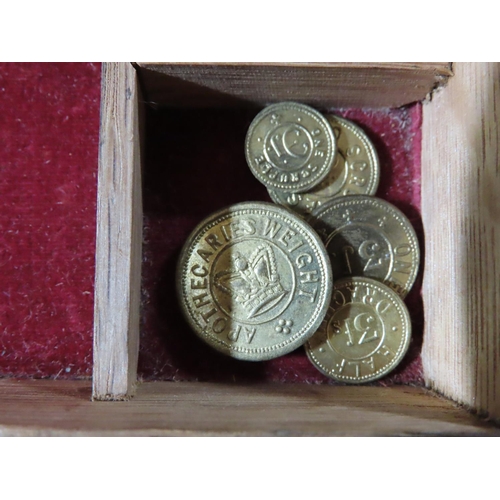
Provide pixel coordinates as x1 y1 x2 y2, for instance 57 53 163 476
2 62 499 436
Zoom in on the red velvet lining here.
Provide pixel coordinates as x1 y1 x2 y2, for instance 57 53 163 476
0 63 101 378
0 63 423 385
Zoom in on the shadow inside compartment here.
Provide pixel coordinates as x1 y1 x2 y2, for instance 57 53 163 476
138 104 425 386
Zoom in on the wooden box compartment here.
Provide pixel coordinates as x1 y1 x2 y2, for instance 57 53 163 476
2 62 498 436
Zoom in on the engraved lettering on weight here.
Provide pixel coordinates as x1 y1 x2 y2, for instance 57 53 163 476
197 248 213 263
304 199 319 213
193 292 211 309
346 145 361 157
362 289 392 315
350 174 367 187
331 245 355 274
346 284 360 300
395 244 412 256
277 228 296 247
264 123 313 172
286 193 302 206
334 358 346 373
212 317 227 334
348 361 361 377
350 160 368 172
378 344 394 357
394 260 412 274
191 262 209 289
296 253 312 268
359 240 384 271
338 318 353 346
190 277 207 290
342 245 354 274
220 218 256 241
201 308 217 324
376 299 391 314
191 264 209 277
205 233 223 251
362 356 375 371
298 287 317 303
354 313 379 344
362 287 376 306
228 325 257 343
262 218 282 239
274 126 310 158
300 270 318 283
393 244 413 275
335 313 380 347
288 239 306 253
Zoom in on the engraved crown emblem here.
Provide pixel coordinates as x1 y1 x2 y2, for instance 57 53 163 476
214 244 288 319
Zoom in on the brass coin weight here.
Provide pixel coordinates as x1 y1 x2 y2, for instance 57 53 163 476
306 277 412 383
268 114 380 217
309 195 420 297
245 102 337 193
176 201 333 361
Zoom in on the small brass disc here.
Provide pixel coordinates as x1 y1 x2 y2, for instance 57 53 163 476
306 277 411 383
245 102 336 193
309 195 420 297
268 114 380 217
176 201 332 361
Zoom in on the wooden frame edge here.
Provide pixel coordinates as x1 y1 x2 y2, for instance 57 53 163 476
92 62 142 401
135 62 453 109
421 62 500 420
0 380 497 436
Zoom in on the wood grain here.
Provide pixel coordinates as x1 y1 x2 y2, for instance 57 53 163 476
93 62 142 400
421 62 500 420
136 62 452 109
0 379 495 436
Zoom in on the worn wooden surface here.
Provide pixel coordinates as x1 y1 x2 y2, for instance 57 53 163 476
93 62 142 400
0 379 495 436
136 62 452 109
421 62 500 420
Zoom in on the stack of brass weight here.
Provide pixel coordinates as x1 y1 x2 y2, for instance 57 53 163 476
176 102 420 383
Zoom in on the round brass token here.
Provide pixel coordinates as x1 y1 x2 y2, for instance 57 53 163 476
309 195 420 297
268 114 380 217
176 201 333 361
305 277 411 383
245 102 336 193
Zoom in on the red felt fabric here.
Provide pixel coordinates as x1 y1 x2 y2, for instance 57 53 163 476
0 63 424 386
0 63 101 378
